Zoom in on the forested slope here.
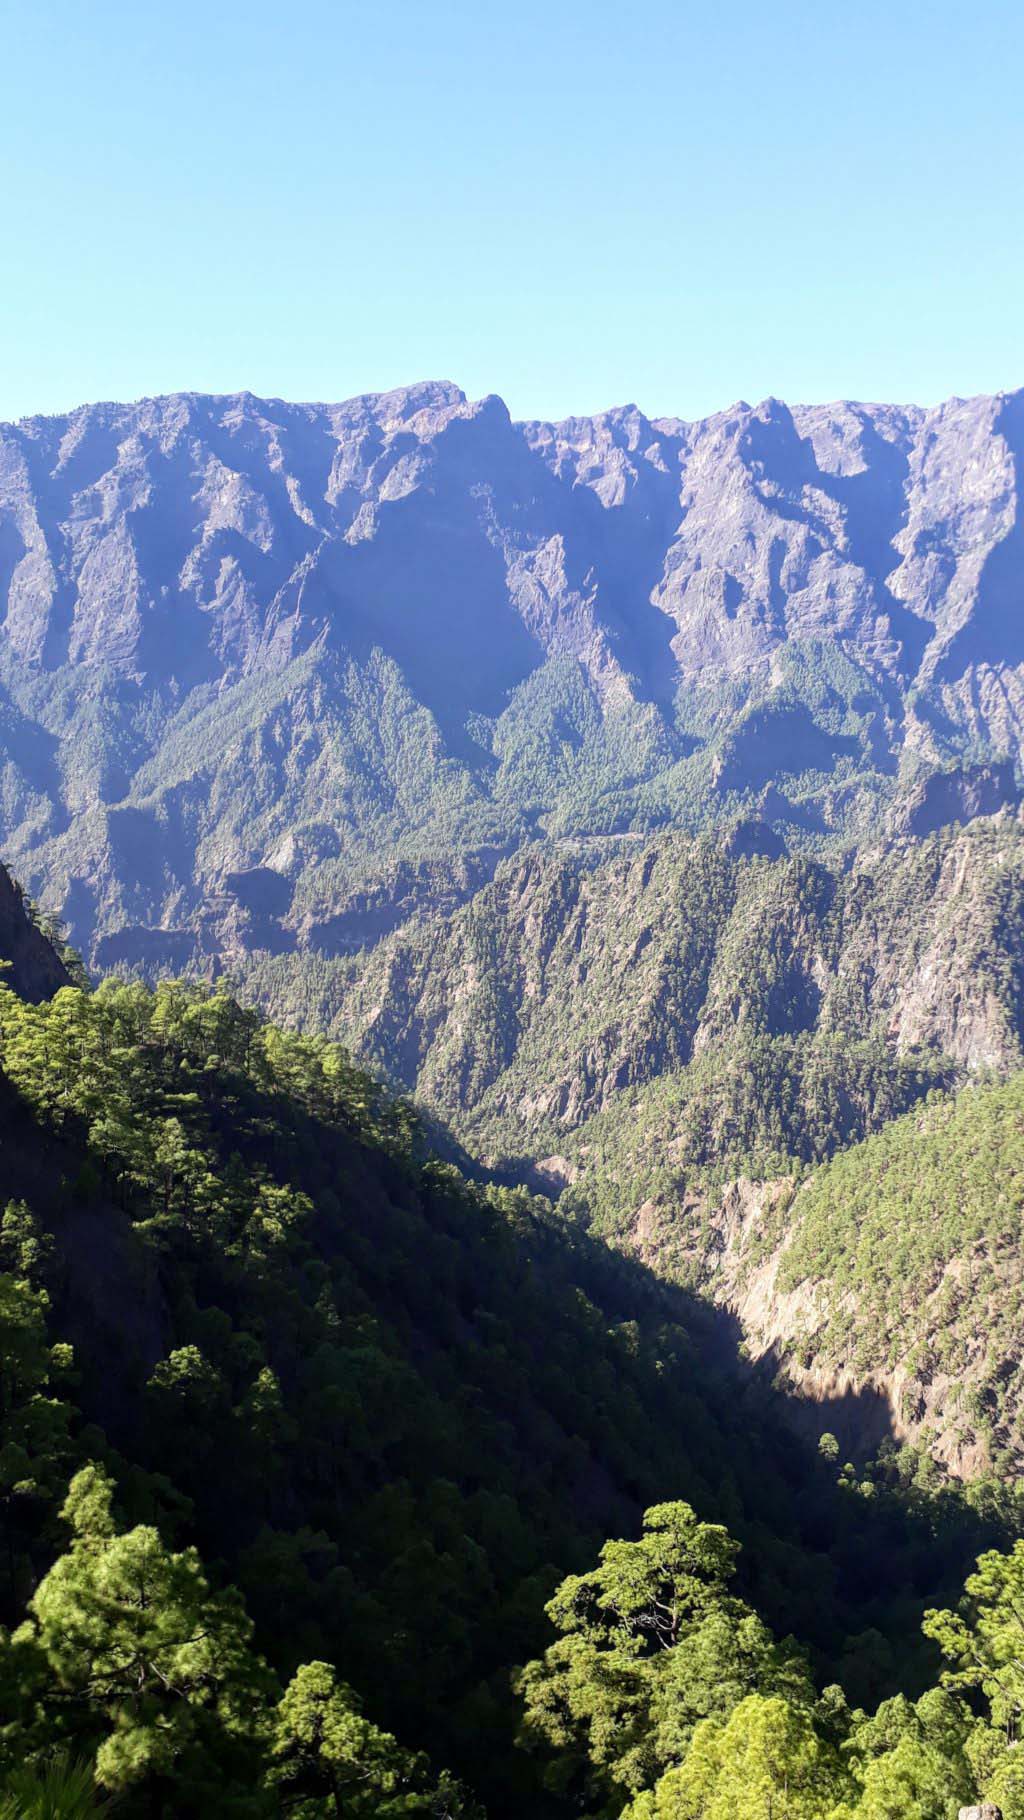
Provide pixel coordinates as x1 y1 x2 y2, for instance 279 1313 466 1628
578 1061 1024 1493
6 379 1024 1813
243 816 1024 1195
226 813 1024 1489
767 1071 1024 1476
0 907 1023 1812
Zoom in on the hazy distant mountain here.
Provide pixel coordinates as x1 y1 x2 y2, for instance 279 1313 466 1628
1 380 1023 966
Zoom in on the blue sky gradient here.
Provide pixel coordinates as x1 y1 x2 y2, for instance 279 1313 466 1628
4 0 1023 423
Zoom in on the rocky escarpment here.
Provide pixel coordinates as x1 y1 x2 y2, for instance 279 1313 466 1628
621 1067 1024 1482
0 862 71 1001
628 1177 906 1464
644 1176 984 1476
894 760 1019 836
2 382 1024 974
92 850 505 974
280 816 1024 1167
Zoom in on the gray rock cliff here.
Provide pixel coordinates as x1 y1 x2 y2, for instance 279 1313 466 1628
1 381 1023 964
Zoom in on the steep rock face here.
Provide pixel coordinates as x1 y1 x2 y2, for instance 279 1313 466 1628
620 1067 1024 1481
628 1178 904 1464
1 383 1023 966
656 1174 976 1475
297 818 1024 1161
896 761 1018 836
0 863 71 1001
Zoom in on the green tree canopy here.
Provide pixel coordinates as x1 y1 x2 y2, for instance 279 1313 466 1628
625 1692 843 1820
516 1501 814 1808
10 1464 274 1805
267 1659 478 1817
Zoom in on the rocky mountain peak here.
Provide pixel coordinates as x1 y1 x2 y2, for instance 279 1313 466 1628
1 380 1024 975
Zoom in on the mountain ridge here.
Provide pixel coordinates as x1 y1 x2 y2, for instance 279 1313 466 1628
3 378 1024 983
241 816 1024 1159
12 377 986 431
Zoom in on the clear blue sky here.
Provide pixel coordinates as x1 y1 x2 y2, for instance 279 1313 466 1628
3 0 1023 424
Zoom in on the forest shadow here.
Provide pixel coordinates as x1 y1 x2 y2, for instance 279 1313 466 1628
472 1129 897 1470
2 1043 1011 1738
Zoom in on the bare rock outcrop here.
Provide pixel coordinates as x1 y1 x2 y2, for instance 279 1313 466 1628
895 762 1018 837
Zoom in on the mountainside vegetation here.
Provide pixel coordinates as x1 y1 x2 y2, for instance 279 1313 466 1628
542 1058 1024 1487
219 815 1024 1485
241 816 1024 1190
761 1069 1024 1474
7 381 1024 1813
0 898 1023 1814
